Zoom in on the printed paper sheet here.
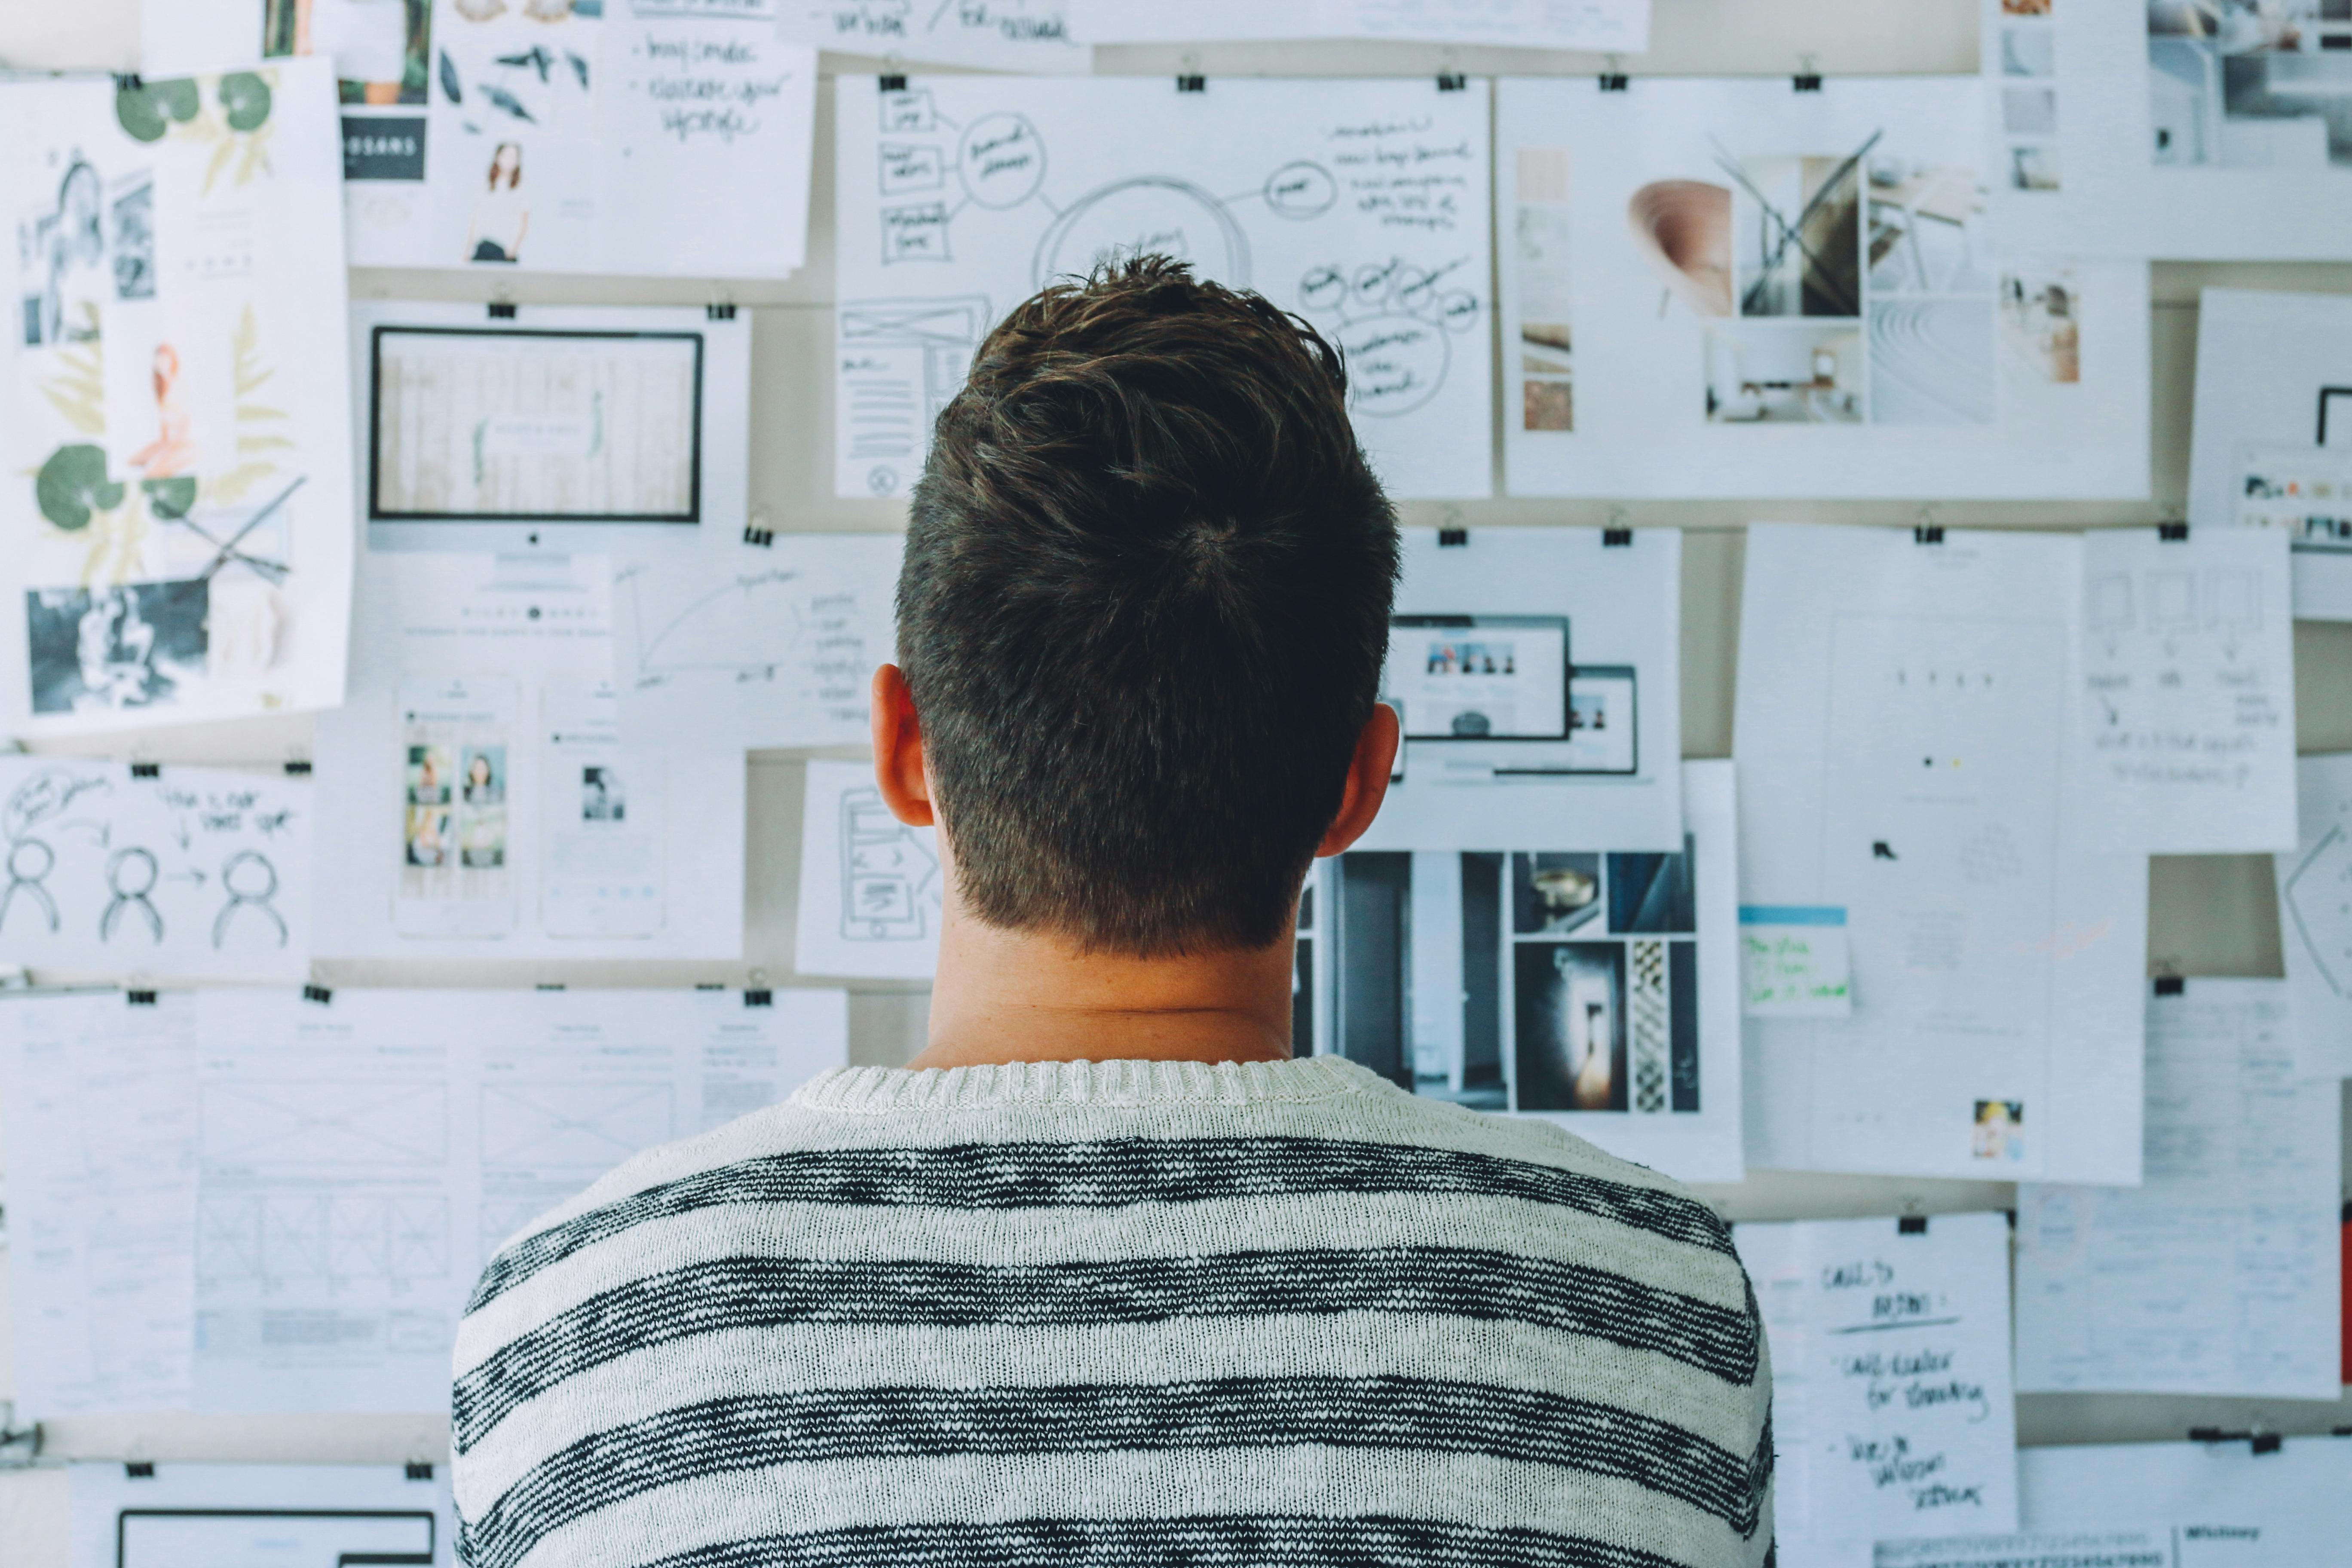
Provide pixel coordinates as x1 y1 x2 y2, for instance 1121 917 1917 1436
1069 0 1650 50
612 531 900 750
2015 979 2343 1401
0 757 310 982
2187 287 2352 620
0 990 200 1418
70 1461 456 1568
781 0 1086 70
1985 0 2352 261
1354 526 1683 853
2076 526 2298 854
1495 76 2149 499
1736 523 2148 1185
0 62 356 733
1736 1213 2019 1559
2277 751 2352 1081
833 75 1494 500
312 551 746 959
795 756 942 980
1313 760 1744 1183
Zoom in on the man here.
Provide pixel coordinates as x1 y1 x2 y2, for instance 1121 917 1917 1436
452 258 1773 1568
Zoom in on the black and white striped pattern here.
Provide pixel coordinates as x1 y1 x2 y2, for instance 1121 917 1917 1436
452 1056 1773 1568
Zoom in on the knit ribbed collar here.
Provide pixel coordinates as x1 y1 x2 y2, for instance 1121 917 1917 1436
793 1054 1387 1113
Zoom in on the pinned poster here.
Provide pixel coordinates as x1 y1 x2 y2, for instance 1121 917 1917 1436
0 62 356 733
1495 76 2149 499
795 757 942 980
2187 288 2352 620
1739 906 1853 1018
2277 751 2352 1081
833 75 1493 500
69 1461 456 1568
0 758 311 983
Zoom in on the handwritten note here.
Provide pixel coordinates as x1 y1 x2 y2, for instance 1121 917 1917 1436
2077 527 2297 854
782 0 1086 71
1741 905 1853 1017
1736 1213 2018 1558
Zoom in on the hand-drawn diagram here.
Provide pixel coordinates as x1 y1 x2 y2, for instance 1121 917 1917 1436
840 785 941 942
199 1193 450 1283
837 77 1494 499
481 1082 675 1168
200 1081 450 1168
0 759 311 978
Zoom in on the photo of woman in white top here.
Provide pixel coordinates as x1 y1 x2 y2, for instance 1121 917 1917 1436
467 142 528 263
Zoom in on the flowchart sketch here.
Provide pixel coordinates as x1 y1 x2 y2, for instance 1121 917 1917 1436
1497 76 2149 499
796 758 943 979
613 531 900 749
0 757 312 983
1736 524 2147 1185
2076 526 2297 854
782 0 1086 71
2278 752 2352 1081
835 76 1494 500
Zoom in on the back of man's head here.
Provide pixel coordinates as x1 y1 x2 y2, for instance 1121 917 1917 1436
900 256 1399 957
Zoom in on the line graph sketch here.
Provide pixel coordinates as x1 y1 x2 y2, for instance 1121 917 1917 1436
198 1194 449 1283
481 1082 675 1168
200 1081 450 1167
837 76 1493 499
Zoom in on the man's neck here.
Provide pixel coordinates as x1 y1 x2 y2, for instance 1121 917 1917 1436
906 902 1297 1070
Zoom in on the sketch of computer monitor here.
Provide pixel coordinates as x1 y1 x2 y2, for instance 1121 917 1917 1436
1384 616 1635 780
358 301 750 556
117 1507 435 1568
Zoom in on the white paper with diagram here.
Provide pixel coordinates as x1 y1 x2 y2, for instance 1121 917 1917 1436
69 1460 457 1568
2187 287 2352 620
2014 978 2343 1402
185 984 847 1414
1984 0 2352 261
795 756 942 980
1354 526 1682 852
833 74 1493 500
0 989 201 1418
0 61 355 734
1736 1213 2019 1560
612 530 900 750
2075 526 2298 854
781 0 1086 70
1068 0 1650 49
312 550 745 960
0 757 311 982
2276 750 2352 1082
1496 76 2148 499
1735 523 2148 1185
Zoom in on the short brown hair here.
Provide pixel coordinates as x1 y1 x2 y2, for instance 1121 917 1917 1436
897 257 1398 955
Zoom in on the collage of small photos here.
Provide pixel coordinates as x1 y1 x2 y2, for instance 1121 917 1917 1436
1 0 2350 1564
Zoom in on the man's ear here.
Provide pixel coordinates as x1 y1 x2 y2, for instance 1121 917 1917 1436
1317 701 1400 857
870 663 935 827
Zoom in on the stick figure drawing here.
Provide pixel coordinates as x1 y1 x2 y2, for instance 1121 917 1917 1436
1 766 110 935
215 849 289 948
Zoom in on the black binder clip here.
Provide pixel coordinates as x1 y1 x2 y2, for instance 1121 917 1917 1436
535 982 566 991
303 983 334 1005
1177 74 1206 93
1793 72 1823 92
284 759 312 776
1603 527 1633 547
1897 1215 1929 1234
406 1461 435 1480
745 989 774 1008
125 1461 156 1479
1913 525 1944 545
1437 72 1467 92
127 990 159 1007
2154 975 2186 996
743 524 775 547
707 303 736 321
130 761 162 778
487 301 518 320
115 73 145 93
1437 527 1468 548
1599 71 1629 91
879 73 908 92
2157 521 2189 541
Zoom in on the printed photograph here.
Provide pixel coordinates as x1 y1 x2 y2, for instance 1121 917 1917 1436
404 802 451 868
1733 153 1862 317
1513 852 1602 935
25 580 209 716
458 794 507 869
1869 300 1996 424
264 0 432 104
582 763 626 821
2151 0 2352 168
2008 144 2062 190
1703 322 1865 423
461 744 505 805
1607 840 1696 934
1515 940 1628 1112
2000 267 2082 385
406 741 454 805
1972 1098 2026 1161
2002 26 2058 76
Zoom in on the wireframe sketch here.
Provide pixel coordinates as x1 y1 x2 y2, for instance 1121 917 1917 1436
837 295 991 495
2150 0 2352 169
199 1192 449 1283
114 1501 438 1568
840 784 941 940
2285 822 2352 999
200 1081 450 1167
481 1082 674 1167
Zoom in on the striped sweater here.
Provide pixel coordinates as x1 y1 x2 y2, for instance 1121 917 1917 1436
452 1055 1774 1568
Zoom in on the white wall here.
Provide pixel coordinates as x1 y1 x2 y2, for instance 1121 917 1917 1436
3 1 2349 1557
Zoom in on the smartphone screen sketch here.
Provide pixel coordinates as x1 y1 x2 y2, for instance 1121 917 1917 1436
542 674 665 938
395 674 520 937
